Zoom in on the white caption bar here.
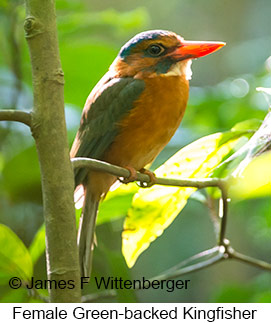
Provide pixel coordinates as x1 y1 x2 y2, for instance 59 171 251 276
1 303 270 322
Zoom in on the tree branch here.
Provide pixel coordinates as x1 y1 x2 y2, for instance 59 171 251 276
0 110 32 127
218 185 228 245
71 157 227 189
228 247 271 271
149 248 225 282
24 0 81 302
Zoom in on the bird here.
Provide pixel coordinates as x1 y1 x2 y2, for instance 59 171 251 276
70 29 225 277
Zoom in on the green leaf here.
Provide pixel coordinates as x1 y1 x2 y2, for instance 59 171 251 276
0 224 33 283
232 112 271 177
122 130 249 267
97 183 138 225
231 118 262 132
29 224 45 265
211 118 262 179
230 151 271 200
74 183 138 227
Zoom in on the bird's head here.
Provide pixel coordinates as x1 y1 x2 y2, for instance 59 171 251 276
110 30 225 79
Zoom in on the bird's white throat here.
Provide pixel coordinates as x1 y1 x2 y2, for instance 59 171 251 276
164 59 193 80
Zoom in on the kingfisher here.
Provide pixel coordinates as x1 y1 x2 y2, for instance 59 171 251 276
70 29 225 276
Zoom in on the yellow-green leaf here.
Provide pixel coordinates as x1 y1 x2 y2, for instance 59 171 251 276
122 131 246 267
230 151 271 199
0 224 33 283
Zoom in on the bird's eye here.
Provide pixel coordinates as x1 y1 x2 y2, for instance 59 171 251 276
147 44 164 56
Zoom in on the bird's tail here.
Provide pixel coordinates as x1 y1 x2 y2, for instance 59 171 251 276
77 184 99 278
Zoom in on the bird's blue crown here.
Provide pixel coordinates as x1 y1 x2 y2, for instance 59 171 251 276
118 30 173 59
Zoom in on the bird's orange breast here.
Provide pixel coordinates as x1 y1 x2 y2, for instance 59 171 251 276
103 75 189 169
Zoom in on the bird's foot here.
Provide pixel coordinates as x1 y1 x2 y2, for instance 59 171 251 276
119 166 137 184
138 168 157 188
119 166 156 187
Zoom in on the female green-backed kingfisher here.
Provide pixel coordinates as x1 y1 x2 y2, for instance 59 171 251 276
70 30 225 276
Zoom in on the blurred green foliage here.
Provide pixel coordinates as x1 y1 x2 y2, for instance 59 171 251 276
0 224 32 283
0 0 271 303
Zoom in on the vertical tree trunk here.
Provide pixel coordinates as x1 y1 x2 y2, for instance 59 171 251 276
24 0 81 302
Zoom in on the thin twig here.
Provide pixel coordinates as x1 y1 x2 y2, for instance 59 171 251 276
71 157 226 189
81 242 271 303
218 185 228 245
82 249 225 302
158 246 221 277
0 110 32 127
81 243 271 303
228 247 271 271
206 196 220 239
149 249 225 282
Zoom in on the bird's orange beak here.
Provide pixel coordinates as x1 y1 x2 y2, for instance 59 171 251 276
174 40 226 59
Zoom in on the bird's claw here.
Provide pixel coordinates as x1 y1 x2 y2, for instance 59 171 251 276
118 166 156 187
138 168 156 188
119 166 137 184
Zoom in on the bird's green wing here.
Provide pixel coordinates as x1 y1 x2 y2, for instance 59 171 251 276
71 75 145 186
